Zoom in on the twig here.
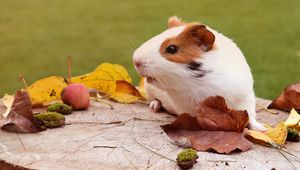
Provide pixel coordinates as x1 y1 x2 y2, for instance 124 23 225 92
133 117 169 122
93 145 117 149
67 56 72 84
93 145 131 153
206 159 237 162
96 92 110 99
276 148 297 170
278 148 300 162
19 75 28 91
90 97 114 109
256 103 279 114
14 128 26 152
136 100 149 105
66 120 127 126
133 138 176 163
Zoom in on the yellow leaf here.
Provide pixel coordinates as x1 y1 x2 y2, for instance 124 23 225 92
27 76 68 106
245 129 278 147
1 94 14 118
285 109 300 130
109 93 140 104
265 122 287 145
108 80 144 104
72 69 116 94
137 77 146 98
95 63 132 83
115 80 143 98
71 63 132 94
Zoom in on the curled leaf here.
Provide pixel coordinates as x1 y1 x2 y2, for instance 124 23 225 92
115 80 143 98
265 122 287 145
161 96 252 154
245 129 278 147
72 63 132 95
245 122 287 147
268 83 300 112
109 93 140 104
1 94 14 118
197 96 249 132
0 90 43 133
284 109 300 130
27 76 68 106
109 80 144 104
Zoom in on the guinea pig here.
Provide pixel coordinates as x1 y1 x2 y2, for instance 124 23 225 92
133 16 266 131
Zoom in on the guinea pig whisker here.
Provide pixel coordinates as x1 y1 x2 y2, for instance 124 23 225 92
124 37 138 53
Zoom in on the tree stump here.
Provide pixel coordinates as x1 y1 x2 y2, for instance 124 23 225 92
0 98 299 170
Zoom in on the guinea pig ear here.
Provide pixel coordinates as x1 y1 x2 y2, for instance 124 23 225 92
168 16 184 28
188 25 215 51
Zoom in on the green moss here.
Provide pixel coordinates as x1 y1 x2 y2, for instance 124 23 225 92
47 103 73 115
34 112 65 129
177 149 198 169
177 149 198 162
287 127 300 142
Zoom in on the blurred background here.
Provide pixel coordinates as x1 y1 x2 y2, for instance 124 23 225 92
0 0 299 99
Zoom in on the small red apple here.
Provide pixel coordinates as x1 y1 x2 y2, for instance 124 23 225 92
61 83 90 110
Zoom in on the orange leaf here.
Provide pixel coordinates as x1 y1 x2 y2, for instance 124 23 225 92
268 83 300 112
161 96 252 154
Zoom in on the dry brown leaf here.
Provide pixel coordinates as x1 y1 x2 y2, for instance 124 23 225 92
0 90 43 133
197 96 249 132
161 96 252 154
1 94 14 118
165 129 252 154
267 83 300 112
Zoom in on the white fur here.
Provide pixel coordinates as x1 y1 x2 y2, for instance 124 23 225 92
133 25 266 130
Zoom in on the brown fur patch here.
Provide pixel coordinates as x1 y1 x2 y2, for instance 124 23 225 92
160 24 215 63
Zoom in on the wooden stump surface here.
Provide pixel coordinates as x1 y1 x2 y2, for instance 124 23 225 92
0 98 299 170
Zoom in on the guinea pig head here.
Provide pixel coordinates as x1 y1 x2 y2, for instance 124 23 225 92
133 16 215 89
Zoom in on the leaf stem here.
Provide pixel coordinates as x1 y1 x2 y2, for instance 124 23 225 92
68 56 72 84
19 75 28 91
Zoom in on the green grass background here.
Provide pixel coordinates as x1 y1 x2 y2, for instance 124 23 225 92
0 0 299 99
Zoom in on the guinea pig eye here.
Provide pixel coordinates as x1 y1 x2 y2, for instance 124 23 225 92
166 45 178 54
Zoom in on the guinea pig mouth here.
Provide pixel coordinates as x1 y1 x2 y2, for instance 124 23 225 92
146 77 156 83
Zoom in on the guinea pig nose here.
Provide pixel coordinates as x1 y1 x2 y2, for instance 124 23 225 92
134 59 142 68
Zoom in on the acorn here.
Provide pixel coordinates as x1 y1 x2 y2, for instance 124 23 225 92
176 148 199 169
34 112 65 129
47 103 73 115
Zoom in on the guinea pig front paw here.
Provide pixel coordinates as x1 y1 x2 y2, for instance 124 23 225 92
149 99 162 112
249 119 267 131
